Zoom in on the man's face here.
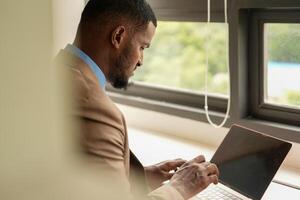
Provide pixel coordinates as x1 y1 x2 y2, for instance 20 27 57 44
109 22 156 89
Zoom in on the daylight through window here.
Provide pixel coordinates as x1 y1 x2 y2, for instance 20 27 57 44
264 23 300 109
132 21 229 97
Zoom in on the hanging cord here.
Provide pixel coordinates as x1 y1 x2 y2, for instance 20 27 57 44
204 0 230 128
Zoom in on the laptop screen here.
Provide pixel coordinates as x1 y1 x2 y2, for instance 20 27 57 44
210 125 292 200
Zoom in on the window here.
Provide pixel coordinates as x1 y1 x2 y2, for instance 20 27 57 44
108 1 300 141
108 20 230 116
264 23 300 109
250 10 300 126
133 21 229 97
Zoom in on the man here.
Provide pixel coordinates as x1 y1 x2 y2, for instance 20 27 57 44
56 0 219 199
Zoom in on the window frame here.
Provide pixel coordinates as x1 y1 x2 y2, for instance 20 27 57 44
106 1 232 125
249 10 300 126
105 0 300 143
107 82 228 113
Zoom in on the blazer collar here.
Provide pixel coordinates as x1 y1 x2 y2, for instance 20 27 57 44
56 49 101 88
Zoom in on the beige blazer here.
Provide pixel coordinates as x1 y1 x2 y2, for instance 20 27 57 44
56 50 184 200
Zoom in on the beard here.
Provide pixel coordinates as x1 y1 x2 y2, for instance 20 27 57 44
109 43 132 89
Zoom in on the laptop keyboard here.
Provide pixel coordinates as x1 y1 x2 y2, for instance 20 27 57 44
196 185 243 200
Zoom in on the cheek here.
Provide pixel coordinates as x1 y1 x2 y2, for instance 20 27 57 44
129 49 140 67
131 48 140 61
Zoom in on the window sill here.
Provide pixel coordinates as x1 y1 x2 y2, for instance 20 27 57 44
127 126 300 199
111 91 300 143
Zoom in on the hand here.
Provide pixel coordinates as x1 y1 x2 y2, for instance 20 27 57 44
169 155 219 200
144 158 186 190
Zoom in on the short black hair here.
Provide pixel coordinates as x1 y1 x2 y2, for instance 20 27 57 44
80 0 157 31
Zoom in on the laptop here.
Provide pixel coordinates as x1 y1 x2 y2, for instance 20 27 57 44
196 124 292 200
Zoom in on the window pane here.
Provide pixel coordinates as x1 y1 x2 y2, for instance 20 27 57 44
265 23 300 109
132 21 229 97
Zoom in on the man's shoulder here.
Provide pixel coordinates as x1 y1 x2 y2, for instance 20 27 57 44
55 49 126 133
70 65 125 130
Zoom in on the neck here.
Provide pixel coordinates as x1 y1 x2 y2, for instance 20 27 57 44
73 39 111 81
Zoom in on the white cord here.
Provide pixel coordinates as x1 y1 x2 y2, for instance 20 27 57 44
204 0 230 128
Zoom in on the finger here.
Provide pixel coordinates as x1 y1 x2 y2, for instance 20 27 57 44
173 164 189 173
206 163 219 176
202 162 211 167
179 156 205 169
171 158 186 166
209 174 219 185
163 159 186 171
181 155 206 168
191 155 206 163
174 158 187 163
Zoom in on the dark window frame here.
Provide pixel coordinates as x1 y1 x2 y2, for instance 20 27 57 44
84 0 300 142
107 82 228 113
106 3 232 125
249 9 300 126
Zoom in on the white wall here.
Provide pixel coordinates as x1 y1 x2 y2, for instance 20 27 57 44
0 1 66 199
52 0 85 55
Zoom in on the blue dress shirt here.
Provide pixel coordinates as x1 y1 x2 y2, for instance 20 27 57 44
65 44 106 89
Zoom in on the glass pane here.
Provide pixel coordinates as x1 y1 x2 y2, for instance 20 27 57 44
132 21 229 97
265 23 300 109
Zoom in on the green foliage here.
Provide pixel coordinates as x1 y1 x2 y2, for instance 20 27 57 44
267 24 300 63
133 22 300 104
285 90 300 107
133 22 229 95
266 24 300 107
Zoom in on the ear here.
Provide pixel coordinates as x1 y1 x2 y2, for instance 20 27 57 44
111 26 126 49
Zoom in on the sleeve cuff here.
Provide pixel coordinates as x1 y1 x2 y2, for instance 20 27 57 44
148 184 184 200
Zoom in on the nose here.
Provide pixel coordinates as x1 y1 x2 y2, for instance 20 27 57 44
137 60 143 67
137 53 143 67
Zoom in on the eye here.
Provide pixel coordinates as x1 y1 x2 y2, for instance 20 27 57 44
140 47 145 51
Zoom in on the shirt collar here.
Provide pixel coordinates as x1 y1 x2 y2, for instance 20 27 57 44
65 44 106 89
